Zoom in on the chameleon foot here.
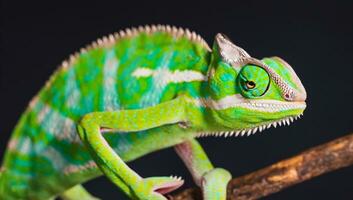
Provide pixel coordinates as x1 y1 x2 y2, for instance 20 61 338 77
132 176 184 200
201 168 231 200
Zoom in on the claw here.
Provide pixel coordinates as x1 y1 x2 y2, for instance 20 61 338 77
144 176 184 195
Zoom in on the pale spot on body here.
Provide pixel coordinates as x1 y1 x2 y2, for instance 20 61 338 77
63 160 97 175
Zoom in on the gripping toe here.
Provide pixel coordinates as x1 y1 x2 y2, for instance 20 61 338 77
144 176 184 195
132 176 184 200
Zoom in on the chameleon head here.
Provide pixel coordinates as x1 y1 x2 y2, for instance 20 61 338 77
200 33 307 136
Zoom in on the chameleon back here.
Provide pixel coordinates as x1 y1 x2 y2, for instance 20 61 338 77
0 26 211 199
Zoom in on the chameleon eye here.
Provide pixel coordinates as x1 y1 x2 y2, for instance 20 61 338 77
245 81 256 90
237 65 270 98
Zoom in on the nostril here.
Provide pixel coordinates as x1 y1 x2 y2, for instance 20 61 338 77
283 91 294 101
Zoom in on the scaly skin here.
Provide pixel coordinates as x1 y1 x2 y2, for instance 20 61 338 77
0 25 306 200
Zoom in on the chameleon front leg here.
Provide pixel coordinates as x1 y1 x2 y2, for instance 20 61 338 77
77 97 187 200
175 139 231 200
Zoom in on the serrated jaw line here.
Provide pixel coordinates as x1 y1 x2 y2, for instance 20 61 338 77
195 113 303 138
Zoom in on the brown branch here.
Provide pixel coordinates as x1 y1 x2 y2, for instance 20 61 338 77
170 133 353 200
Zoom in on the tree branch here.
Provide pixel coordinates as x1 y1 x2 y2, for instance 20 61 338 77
170 133 353 200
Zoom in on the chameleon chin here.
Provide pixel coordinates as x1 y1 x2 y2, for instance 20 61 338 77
0 25 306 200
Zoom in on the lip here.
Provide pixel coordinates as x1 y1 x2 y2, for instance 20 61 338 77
242 100 307 112
188 94 306 112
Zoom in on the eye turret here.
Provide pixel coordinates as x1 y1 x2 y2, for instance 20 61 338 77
237 65 270 98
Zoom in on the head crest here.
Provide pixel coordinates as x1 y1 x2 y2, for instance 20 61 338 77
215 33 251 68
213 33 306 102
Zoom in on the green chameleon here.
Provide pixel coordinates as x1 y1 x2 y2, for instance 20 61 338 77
0 25 307 200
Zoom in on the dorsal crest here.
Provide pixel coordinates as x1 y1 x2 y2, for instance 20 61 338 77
60 25 211 73
43 25 211 91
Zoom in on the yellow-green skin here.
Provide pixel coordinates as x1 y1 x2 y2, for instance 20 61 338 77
0 25 307 200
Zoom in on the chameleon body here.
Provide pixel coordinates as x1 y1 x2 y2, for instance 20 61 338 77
0 25 307 200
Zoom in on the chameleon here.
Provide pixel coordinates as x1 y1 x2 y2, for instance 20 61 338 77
0 25 307 200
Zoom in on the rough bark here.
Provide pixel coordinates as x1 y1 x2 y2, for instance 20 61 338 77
170 133 353 200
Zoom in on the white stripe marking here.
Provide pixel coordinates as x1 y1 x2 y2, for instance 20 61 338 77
132 68 153 77
7 138 31 153
103 50 120 111
36 100 81 143
42 146 69 170
63 160 97 175
138 52 174 107
7 137 74 173
132 67 207 84
65 68 81 109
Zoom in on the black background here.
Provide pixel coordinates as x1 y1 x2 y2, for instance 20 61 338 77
1 0 353 199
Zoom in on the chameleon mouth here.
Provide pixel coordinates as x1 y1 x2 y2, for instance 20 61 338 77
153 176 184 195
191 95 306 112
196 113 304 138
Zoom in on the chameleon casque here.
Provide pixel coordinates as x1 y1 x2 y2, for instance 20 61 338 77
0 25 307 200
